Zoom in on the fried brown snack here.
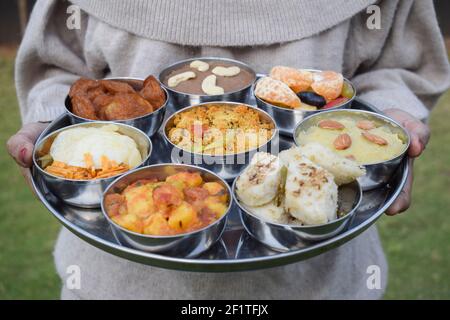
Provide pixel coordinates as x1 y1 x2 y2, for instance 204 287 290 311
69 78 100 98
86 86 107 101
99 93 153 120
91 94 114 111
140 75 166 109
99 80 135 94
71 95 99 120
69 77 164 120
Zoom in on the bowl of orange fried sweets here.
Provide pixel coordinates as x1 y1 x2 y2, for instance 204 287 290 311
65 76 168 137
33 122 152 208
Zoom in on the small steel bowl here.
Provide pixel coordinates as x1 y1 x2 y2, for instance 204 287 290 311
101 164 232 257
33 122 152 208
158 57 257 110
293 109 410 190
162 101 279 181
233 179 362 252
253 70 356 137
64 77 168 137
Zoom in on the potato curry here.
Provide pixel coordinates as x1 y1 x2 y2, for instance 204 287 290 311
104 171 229 236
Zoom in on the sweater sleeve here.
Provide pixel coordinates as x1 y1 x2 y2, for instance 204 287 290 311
350 0 450 121
15 0 105 124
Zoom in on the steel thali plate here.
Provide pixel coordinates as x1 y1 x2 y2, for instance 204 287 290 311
31 97 409 272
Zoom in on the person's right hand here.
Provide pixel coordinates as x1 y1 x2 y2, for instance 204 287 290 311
6 123 49 191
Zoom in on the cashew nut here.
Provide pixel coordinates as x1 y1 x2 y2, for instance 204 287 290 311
212 66 241 77
201 75 224 95
190 60 210 72
167 71 196 87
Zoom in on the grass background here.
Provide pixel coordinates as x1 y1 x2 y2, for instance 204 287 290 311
0 50 449 299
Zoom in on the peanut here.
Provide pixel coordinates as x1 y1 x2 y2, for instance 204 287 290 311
168 71 196 87
201 75 224 95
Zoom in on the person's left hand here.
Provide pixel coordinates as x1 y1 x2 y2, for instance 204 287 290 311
382 108 430 215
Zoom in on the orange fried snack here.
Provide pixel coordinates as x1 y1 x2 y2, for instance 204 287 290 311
140 75 166 109
44 153 129 180
69 75 166 121
96 93 154 120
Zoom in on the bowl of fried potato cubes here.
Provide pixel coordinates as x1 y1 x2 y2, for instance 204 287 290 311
101 164 232 257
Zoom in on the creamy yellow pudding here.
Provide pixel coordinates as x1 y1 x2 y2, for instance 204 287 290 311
296 117 407 164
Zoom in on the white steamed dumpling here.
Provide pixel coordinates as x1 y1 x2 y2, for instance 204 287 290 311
300 142 365 186
235 152 282 207
284 155 338 225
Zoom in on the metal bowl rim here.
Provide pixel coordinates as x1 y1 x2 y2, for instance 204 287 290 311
231 176 362 230
100 163 233 239
158 56 257 97
162 101 279 157
252 69 356 113
292 108 411 166
64 76 169 123
32 121 153 183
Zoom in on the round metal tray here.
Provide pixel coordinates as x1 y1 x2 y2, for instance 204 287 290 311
31 97 409 272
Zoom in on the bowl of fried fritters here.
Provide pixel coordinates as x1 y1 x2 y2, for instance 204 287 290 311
65 76 168 137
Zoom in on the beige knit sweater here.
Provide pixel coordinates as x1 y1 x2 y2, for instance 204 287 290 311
15 0 450 299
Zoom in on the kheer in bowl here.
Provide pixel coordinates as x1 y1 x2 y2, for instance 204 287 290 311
159 57 256 108
294 109 410 190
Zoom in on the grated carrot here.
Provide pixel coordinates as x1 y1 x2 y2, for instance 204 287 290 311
44 153 130 180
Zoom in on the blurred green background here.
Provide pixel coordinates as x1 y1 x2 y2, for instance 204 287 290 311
0 47 449 299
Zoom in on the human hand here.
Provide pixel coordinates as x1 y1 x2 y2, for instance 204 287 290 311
383 109 430 215
6 123 49 191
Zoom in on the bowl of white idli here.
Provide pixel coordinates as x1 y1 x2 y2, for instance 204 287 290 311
232 144 363 252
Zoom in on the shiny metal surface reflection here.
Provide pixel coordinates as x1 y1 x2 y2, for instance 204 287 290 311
31 98 409 272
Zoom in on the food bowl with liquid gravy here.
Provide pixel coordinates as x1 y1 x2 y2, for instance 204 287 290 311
294 109 410 190
159 57 256 109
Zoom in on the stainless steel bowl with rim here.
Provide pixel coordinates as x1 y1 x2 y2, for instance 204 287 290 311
233 179 362 252
64 77 168 137
162 101 279 181
253 70 356 137
158 57 257 110
293 109 410 191
101 163 232 257
33 121 152 208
